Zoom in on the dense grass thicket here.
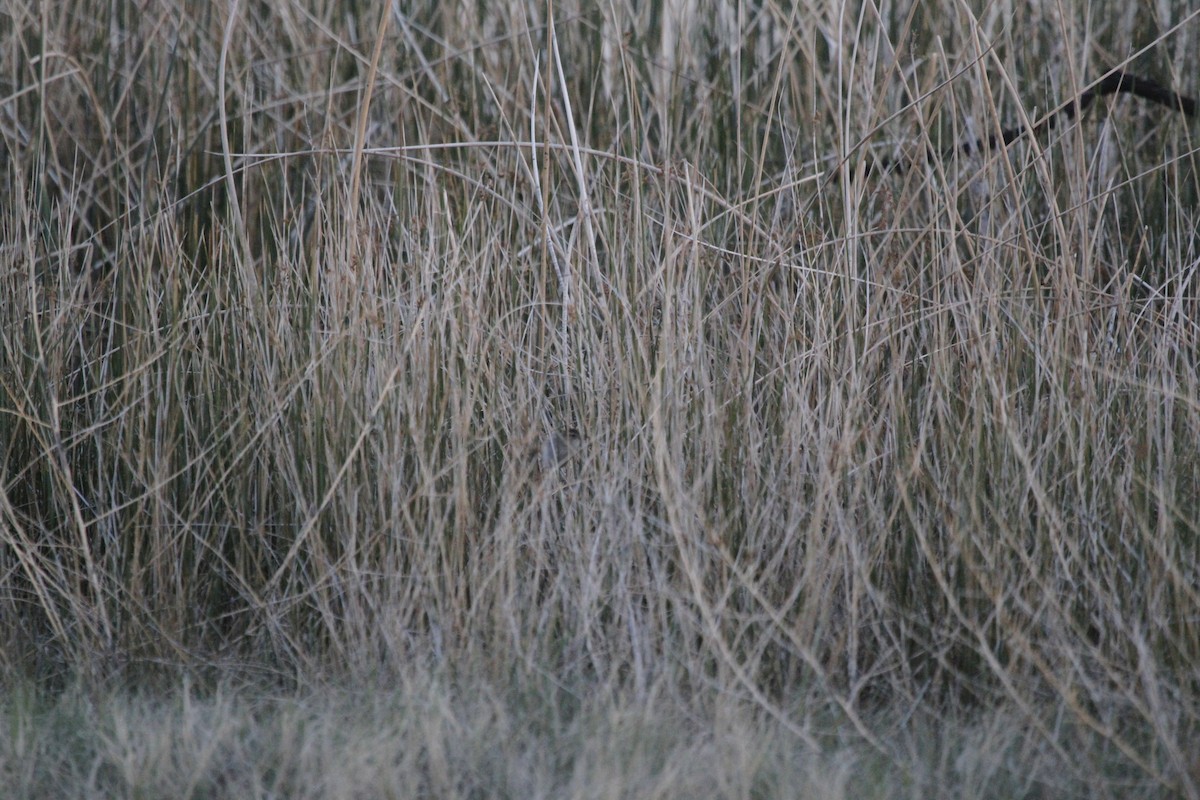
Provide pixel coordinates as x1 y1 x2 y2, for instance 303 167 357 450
1 0 1198 796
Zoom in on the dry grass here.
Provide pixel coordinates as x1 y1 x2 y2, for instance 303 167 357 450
1 0 1198 797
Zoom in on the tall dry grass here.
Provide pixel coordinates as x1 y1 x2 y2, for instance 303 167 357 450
1 0 1198 796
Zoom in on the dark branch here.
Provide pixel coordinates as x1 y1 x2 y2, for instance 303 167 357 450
843 71 1196 179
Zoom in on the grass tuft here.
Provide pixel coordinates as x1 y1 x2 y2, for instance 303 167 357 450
1 0 1198 796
